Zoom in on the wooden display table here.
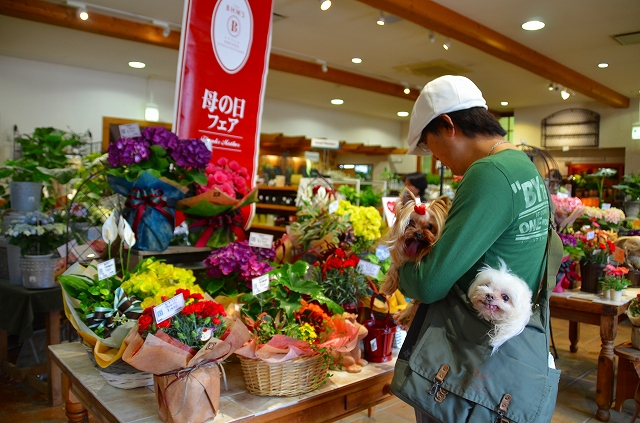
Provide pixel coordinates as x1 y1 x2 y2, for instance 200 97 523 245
49 342 395 423
550 292 631 422
613 341 640 419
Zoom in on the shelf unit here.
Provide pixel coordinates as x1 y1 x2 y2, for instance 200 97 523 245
250 185 298 236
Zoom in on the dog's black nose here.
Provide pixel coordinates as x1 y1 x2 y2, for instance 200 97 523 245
414 232 423 240
485 293 494 301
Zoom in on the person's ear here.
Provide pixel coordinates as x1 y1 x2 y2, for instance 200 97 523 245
440 114 456 137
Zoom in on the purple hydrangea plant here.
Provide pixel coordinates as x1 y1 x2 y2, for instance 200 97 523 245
107 137 150 167
171 139 212 170
204 240 275 284
141 126 179 152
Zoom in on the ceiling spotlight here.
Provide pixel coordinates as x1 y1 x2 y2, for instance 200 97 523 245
128 61 146 69
501 101 509 106
377 11 385 26
397 111 409 117
320 0 331 11
548 82 554 91
153 20 171 37
351 57 362 64
316 60 328 73
67 1 89 20
443 39 451 50
560 89 571 100
598 62 609 68
404 87 411 95
331 99 344 105
522 20 545 31
429 32 435 43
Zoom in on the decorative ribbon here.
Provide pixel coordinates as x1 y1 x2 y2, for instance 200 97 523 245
114 287 143 320
125 188 174 234
554 256 581 293
188 209 245 247
85 289 142 337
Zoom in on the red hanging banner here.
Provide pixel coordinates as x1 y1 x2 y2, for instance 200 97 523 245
174 0 274 226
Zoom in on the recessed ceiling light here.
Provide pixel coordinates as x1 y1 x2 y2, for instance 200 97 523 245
397 111 409 117
403 88 410 94
522 20 545 31
331 99 344 105
500 101 509 106
352 58 362 64
598 62 609 68
320 0 331 11
128 61 146 69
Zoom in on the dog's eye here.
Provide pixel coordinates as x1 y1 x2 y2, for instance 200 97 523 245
426 224 433 231
407 220 416 227
501 294 510 302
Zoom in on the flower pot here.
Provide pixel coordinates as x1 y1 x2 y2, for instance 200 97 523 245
628 269 640 288
20 253 58 289
579 261 606 294
610 289 623 302
624 201 640 220
9 181 42 212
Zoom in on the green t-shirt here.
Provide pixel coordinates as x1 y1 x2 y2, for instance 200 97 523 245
398 149 549 304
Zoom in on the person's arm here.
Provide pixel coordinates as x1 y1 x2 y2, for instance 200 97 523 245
398 162 515 303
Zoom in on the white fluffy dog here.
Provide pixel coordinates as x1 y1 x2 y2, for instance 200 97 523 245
467 258 533 354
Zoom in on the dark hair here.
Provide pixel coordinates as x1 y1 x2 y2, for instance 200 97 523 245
422 107 507 139
404 172 427 198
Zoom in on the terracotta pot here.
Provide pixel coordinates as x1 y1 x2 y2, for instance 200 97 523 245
579 261 606 294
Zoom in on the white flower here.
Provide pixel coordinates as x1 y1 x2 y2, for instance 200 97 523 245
118 216 136 248
102 213 118 245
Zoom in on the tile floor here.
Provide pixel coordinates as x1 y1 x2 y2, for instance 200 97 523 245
0 317 639 423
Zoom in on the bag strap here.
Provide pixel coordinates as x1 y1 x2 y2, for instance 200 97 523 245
535 187 557 303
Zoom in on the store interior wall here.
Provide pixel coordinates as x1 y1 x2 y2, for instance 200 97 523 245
0 55 406 172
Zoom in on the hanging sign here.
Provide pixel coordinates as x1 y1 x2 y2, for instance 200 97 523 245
174 0 275 227
311 138 341 150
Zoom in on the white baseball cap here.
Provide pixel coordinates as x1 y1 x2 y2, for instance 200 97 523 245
406 75 488 155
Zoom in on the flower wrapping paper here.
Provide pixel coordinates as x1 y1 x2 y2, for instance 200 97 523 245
122 320 251 423
107 171 186 251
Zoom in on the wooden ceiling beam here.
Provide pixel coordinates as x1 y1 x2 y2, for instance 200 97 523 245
356 0 629 108
0 0 418 102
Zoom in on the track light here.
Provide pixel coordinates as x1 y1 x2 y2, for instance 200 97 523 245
560 89 570 100
443 39 451 50
376 11 385 26
320 0 331 11
548 82 554 91
317 60 328 73
403 82 410 95
153 20 171 37
429 32 435 43
67 1 89 20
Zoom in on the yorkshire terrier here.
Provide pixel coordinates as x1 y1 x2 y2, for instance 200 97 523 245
381 188 451 329
468 258 533 354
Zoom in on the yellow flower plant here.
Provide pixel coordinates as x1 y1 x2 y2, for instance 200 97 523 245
335 200 382 241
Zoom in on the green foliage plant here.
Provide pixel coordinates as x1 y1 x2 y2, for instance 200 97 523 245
613 171 640 201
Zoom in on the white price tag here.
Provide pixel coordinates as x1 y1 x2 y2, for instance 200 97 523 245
118 123 141 138
357 260 381 278
328 200 339 214
57 239 78 257
369 338 378 352
586 231 595 240
375 245 390 262
154 293 186 324
601 203 611 210
252 274 270 295
97 259 117 281
248 232 274 249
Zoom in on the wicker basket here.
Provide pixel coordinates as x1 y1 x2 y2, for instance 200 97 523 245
238 354 328 396
82 341 154 389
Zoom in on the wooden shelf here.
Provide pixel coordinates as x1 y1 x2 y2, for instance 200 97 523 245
255 203 297 212
250 224 288 233
258 185 299 192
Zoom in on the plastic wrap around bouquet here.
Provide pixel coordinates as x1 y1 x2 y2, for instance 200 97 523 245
122 293 251 423
107 171 186 251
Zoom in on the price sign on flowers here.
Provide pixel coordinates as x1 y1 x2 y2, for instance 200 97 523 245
357 260 381 278
153 294 186 324
249 232 273 249
252 274 270 295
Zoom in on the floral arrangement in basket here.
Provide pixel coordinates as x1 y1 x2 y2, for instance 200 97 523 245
177 157 257 249
234 261 368 395
626 294 640 326
122 288 251 423
106 126 212 251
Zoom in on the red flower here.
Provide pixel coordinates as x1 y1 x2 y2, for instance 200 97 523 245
157 318 171 329
138 315 152 332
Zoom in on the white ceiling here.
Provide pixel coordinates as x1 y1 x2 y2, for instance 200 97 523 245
1 0 639 121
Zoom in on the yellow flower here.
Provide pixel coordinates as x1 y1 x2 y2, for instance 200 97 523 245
299 323 318 344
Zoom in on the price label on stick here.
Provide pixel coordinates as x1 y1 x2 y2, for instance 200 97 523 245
154 293 185 324
97 259 117 281
328 200 339 214
249 232 273 249
376 245 390 262
118 123 141 138
357 260 381 278
252 274 270 295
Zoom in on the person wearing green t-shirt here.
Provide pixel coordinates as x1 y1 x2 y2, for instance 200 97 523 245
398 75 550 423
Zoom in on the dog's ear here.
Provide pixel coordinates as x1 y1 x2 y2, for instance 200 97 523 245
399 188 417 206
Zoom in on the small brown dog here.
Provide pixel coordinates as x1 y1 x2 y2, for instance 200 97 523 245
381 188 451 329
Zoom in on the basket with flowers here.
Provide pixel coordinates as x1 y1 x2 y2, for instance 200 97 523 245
122 288 251 423
234 261 367 395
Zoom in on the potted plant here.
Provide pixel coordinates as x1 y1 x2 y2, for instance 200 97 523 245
5 211 67 289
575 232 616 293
613 171 640 219
599 264 631 301
0 127 85 212
626 294 640 349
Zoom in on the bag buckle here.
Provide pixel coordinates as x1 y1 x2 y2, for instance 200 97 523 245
494 393 512 423
428 364 450 397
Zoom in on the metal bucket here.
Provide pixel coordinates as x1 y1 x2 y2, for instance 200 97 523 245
3 211 27 285
20 254 58 289
9 181 42 212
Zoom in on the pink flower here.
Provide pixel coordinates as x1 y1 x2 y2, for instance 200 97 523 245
216 157 228 166
213 171 229 184
228 160 241 171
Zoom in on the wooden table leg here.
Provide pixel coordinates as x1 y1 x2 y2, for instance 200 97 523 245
46 310 62 407
0 328 7 362
595 314 617 422
62 373 88 423
569 321 580 353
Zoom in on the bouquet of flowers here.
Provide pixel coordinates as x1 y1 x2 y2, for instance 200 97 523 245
5 211 66 256
310 246 368 308
334 200 382 254
575 232 617 265
551 194 585 230
122 288 250 423
202 240 276 297
177 157 257 248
